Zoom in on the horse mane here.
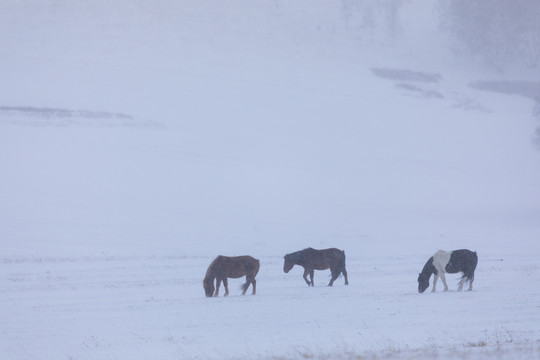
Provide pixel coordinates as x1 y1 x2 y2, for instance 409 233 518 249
204 256 221 281
420 256 437 279
287 248 311 262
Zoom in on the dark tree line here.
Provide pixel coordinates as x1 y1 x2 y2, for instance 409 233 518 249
438 0 540 72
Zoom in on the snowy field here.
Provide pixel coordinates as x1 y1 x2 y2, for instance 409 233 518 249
1 1 540 359
2 251 540 359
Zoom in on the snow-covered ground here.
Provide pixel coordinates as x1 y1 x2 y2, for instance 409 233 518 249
1 1 539 359
2 252 539 359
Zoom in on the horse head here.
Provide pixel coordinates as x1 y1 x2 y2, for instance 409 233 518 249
283 255 294 273
203 276 215 297
417 273 429 293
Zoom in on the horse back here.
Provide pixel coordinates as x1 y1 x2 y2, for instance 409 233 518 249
304 248 345 270
445 249 477 274
214 255 259 279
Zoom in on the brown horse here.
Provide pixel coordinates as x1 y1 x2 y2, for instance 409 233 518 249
203 255 260 297
283 247 349 286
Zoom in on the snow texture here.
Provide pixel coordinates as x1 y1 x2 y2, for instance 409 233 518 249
1 1 539 359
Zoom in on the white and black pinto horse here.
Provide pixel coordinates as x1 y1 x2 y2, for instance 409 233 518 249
417 249 478 293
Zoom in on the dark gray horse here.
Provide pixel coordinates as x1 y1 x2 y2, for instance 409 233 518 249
283 247 349 286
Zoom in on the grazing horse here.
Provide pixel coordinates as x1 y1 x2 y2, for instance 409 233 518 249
283 247 349 286
417 249 478 293
203 255 260 297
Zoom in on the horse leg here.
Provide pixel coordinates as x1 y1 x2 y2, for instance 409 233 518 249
310 269 315 286
343 269 349 285
457 275 466 291
303 268 311 286
214 278 221 297
432 274 439 292
462 271 474 291
241 276 251 295
328 268 338 287
223 278 229 296
440 272 449 291
251 277 256 295
466 268 474 291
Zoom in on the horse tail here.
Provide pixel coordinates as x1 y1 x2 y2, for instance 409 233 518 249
470 251 478 281
461 251 478 285
241 258 260 292
253 258 261 276
330 250 347 279
460 273 472 285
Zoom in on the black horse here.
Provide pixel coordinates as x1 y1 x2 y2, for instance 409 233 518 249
418 249 478 293
283 247 349 286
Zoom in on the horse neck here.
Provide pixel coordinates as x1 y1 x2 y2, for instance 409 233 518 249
205 258 220 281
289 251 305 265
203 272 215 283
420 256 436 279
